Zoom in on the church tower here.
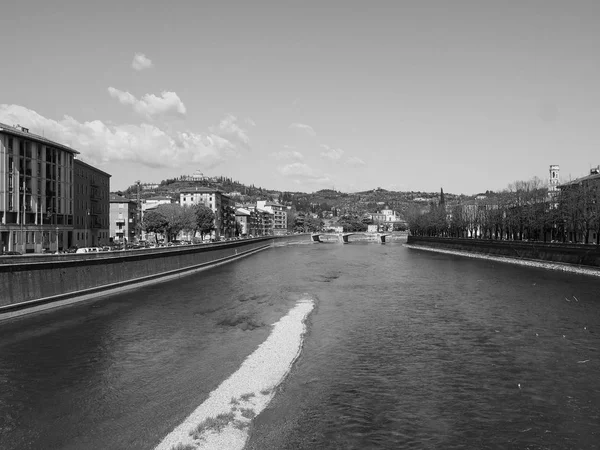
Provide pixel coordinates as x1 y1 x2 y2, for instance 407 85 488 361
549 165 560 193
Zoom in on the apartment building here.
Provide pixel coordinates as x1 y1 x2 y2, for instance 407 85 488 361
0 123 77 253
109 194 138 243
179 188 236 238
73 159 111 248
256 200 287 235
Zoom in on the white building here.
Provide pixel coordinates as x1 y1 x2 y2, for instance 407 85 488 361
179 187 235 238
256 200 287 235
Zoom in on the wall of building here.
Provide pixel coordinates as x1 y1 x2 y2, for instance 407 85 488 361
406 236 600 268
73 160 110 248
0 128 77 253
109 198 137 243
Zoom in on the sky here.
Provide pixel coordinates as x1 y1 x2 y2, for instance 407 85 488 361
1 1 599 195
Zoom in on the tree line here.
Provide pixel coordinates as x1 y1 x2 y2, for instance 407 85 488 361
407 177 600 245
142 203 216 242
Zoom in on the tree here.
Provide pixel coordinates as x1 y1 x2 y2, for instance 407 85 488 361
192 204 215 240
338 214 367 232
155 203 191 242
305 216 324 232
142 209 169 239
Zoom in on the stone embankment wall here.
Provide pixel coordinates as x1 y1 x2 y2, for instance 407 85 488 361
406 236 600 268
0 235 306 314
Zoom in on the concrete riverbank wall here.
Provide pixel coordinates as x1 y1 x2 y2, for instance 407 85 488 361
0 235 307 317
406 236 600 268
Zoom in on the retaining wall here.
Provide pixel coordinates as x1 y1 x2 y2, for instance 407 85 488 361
0 236 307 313
406 236 600 268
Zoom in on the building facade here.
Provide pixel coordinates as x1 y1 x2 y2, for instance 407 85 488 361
179 188 236 238
0 123 78 253
109 194 138 243
256 201 287 235
73 159 111 248
558 166 600 244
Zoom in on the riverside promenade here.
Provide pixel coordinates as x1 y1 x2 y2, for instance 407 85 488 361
0 235 307 320
406 236 600 271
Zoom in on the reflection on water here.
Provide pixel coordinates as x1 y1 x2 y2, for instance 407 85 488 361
1 242 599 449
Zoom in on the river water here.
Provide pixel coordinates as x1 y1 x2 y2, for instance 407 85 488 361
1 240 599 449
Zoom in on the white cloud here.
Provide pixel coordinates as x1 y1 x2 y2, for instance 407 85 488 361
131 53 153 71
289 122 316 136
319 144 344 160
210 114 251 149
108 87 187 119
271 147 304 161
278 162 331 185
345 156 366 166
0 104 247 171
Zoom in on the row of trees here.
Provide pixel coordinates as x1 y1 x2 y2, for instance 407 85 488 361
142 203 216 242
407 177 600 245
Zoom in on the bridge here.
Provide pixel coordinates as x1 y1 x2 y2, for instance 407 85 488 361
311 232 392 244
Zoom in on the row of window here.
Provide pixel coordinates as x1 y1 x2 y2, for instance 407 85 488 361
75 166 109 186
6 137 74 166
75 231 109 241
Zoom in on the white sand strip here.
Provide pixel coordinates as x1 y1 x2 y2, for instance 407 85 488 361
154 296 315 450
404 244 600 277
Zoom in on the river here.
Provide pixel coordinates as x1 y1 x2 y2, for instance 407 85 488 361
1 240 599 449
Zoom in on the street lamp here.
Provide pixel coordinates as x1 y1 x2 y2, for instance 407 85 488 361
56 226 59 253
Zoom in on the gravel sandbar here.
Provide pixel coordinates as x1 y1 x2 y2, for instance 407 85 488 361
154 296 315 450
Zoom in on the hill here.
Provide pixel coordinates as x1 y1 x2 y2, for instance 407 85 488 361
117 175 466 219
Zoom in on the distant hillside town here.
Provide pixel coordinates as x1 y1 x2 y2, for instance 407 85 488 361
1 122 598 253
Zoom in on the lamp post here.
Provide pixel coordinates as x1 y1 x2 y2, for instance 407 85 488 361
85 208 89 247
56 226 59 253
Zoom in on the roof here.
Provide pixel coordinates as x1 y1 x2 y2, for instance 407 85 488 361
235 208 251 216
73 158 112 177
559 171 600 187
179 187 222 194
0 122 80 155
110 194 136 203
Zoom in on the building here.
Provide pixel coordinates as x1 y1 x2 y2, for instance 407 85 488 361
179 188 236 238
235 208 251 236
558 165 600 244
109 194 138 243
549 165 560 194
255 206 274 236
0 123 78 253
256 200 287 235
73 159 111 248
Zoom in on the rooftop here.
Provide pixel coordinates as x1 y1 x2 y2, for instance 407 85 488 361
0 122 80 155
74 158 112 177
559 167 600 187
110 194 136 203
179 187 223 194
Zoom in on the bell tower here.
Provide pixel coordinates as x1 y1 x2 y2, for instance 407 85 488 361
549 165 560 193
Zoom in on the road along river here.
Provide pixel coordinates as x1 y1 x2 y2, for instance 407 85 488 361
1 240 599 449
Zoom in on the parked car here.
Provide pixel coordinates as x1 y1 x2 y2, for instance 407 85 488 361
76 247 99 254
0 251 22 256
